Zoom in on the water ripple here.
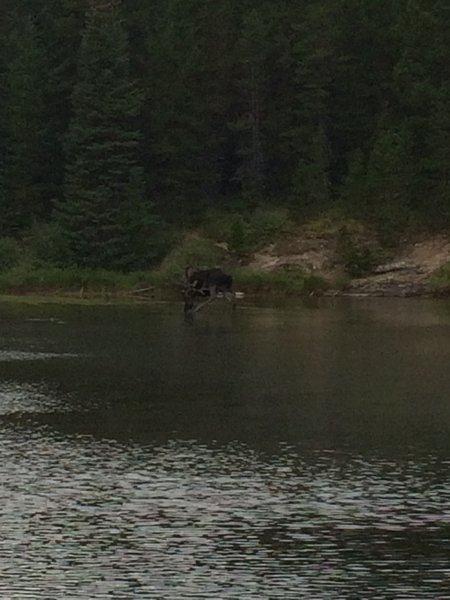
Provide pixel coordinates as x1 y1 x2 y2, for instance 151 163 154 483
0 382 72 415
0 350 77 362
0 432 448 599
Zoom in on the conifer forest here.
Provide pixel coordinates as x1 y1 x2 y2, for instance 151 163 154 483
0 1 449 270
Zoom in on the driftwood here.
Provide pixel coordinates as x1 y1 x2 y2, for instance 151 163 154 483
129 294 156 301
126 286 155 296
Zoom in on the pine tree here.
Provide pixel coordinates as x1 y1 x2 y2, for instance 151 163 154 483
59 0 145 269
291 122 331 216
288 1 335 213
36 0 88 205
341 148 368 217
328 0 399 176
0 15 47 235
2 0 449 241
233 7 268 205
364 119 414 233
394 1 450 222
427 83 450 223
143 0 236 220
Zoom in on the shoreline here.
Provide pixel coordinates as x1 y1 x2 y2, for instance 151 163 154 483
0 226 449 302
0 284 444 307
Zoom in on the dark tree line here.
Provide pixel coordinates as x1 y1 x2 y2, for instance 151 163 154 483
0 0 449 268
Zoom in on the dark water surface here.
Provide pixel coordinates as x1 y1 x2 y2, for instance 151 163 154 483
0 298 449 598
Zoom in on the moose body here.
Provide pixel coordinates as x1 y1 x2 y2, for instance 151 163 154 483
184 266 235 312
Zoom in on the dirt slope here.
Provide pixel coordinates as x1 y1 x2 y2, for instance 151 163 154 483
246 229 450 296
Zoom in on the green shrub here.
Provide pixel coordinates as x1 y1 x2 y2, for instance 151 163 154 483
26 223 70 267
249 207 291 242
201 209 236 241
0 238 20 270
430 263 450 295
302 272 330 295
332 272 351 291
308 213 367 237
228 215 252 256
158 234 228 281
201 207 292 257
336 226 378 278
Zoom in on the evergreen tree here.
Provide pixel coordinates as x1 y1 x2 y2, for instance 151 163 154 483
0 0 449 246
394 0 450 221
341 148 368 217
365 119 414 231
328 0 399 176
144 0 236 220
288 1 336 213
0 15 47 235
233 7 268 205
36 0 88 205
427 82 450 223
58 0 146 269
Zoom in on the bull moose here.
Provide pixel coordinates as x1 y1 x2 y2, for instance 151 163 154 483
184 266 235 313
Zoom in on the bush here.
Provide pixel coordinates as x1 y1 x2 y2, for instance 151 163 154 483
336 226 379 278
201 209 236 242
308 212 367 237
26 223 70 267
0 238 20 270
430 263 450 295
228 215 252 256
158 234 228 282
249 207 291 242
201 207 292 257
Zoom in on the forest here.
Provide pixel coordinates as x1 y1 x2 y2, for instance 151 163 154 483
0 0 449 272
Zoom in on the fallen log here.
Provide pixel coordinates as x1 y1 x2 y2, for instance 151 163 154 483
126 286 155 296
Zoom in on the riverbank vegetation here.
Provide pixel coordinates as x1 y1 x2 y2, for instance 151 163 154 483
1 1 450 296
0 264 330 299
430 263 450 296
0 212 330 298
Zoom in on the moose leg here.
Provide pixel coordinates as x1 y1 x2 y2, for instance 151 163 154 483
184 298 194 313
224 291 236 309
183 286 196 313
193 285 217 312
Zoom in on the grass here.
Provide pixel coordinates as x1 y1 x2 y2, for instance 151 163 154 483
0 263 331 303
0 266 172 297
200 207 293 257
306 212 369 237
430 263 450 295
0 211 420 302
233 267 329 296
0 213 329 300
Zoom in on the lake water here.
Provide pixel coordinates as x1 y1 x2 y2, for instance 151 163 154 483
0 298 449 599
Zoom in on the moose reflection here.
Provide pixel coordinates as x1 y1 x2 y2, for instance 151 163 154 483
184 266 235 313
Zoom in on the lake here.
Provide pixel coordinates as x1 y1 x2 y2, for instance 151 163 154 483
0 297 449 599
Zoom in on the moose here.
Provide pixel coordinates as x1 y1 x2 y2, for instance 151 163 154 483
184 266 235 313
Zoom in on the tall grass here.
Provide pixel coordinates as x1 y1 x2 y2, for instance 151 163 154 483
0 264 329 299
430 263 450 295
0 266 168 296
234 267 329 295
